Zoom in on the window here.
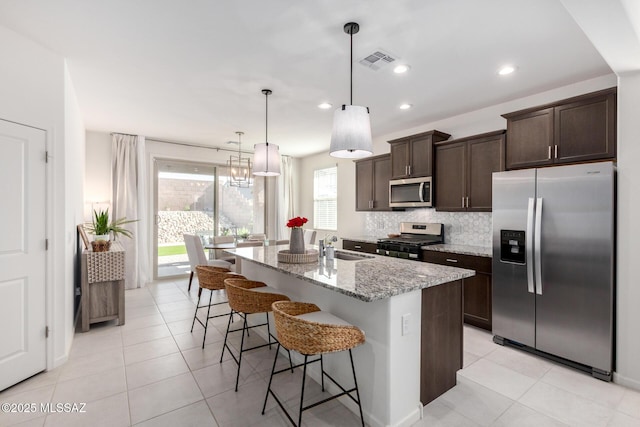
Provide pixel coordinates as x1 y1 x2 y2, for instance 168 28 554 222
314 167 337 230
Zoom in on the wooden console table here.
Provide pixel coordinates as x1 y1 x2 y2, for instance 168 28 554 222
81 241 125 332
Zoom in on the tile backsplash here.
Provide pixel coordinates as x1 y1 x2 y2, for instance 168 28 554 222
365 210 492 247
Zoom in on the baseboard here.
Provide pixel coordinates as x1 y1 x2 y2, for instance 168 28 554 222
53 353 68 370
613 372 640 391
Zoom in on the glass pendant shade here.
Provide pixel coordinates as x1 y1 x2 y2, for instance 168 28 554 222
253 142 281 176
329 105 373 158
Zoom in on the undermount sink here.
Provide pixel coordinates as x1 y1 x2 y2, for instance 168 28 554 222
333 251 374 261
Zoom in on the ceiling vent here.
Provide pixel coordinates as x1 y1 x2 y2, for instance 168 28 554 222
359 49 396 71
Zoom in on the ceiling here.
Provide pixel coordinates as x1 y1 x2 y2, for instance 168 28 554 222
0 0 612 157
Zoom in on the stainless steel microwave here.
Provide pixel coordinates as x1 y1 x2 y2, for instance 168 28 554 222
389 176 433 208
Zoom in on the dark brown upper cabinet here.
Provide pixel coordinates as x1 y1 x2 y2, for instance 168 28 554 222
388 130 450 179
355 154 392 211
502 88 616 170
434 130 505 212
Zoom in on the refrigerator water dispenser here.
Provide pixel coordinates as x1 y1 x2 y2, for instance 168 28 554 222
500 230 525 264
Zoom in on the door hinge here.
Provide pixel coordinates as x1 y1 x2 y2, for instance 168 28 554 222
45 326 49 338
45 239 49 250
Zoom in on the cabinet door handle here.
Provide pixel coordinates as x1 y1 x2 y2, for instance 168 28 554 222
405 165 408 175
462 197 465 208
554 145 558 159
446 258 458 263
408 165 412 175
466 196 469 208
548 146 552 160
355 245 362 249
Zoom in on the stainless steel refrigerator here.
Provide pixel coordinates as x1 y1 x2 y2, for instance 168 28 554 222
492 161 615 381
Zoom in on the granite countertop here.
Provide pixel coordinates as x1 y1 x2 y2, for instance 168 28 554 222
228 245 475 302
341 236 385 244
423 244 492 258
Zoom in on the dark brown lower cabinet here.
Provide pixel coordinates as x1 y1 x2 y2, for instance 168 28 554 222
423 251 492 331
421 280 463 405
341 239 378 254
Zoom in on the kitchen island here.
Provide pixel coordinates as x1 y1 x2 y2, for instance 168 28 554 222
230 245 475 427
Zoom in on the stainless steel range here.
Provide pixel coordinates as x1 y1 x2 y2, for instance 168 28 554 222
377 222 444 260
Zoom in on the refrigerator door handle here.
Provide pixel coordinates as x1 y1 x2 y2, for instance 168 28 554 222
526 198 535 294
534 197 543 295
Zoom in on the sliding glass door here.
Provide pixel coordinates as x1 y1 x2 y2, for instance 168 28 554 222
154 160 216 279
154 158 265 279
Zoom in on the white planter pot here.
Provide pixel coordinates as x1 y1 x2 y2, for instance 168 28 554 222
93 234 110 241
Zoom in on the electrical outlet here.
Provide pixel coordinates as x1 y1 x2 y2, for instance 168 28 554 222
401 313 411 336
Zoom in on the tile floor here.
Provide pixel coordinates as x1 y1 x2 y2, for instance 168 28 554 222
1 277 639 427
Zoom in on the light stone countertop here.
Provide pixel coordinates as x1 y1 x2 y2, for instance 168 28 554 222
424 244 493 258
228 244 475 302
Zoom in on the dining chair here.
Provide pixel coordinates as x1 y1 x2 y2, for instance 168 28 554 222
303 230 316 245
183 234 233 291
212 235 236 264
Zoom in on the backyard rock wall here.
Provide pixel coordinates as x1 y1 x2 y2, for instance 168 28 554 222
158 211 214 244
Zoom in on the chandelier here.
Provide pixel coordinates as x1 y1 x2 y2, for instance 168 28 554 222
227 131 252 187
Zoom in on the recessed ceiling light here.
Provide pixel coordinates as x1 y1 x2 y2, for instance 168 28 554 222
399 103 412 110
498 65 516 75
318 102 332 109
393 64 410 74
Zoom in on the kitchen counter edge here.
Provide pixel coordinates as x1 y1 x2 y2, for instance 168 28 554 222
423 244 492 258
229 246 475 302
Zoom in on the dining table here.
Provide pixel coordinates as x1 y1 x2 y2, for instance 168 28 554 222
203 242 236 260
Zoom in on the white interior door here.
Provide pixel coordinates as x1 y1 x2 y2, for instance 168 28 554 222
0 119 46 391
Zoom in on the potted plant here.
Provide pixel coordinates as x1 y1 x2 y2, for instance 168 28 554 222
86 209 137 251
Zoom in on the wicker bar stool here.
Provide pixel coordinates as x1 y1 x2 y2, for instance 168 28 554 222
263 301 366 427
222 278 293 392
191 265 245 349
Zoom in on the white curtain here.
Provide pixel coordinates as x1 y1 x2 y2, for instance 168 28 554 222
112 133 150 289
275 155 294 240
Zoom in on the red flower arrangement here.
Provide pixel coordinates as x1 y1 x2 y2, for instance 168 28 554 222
286 216 308 228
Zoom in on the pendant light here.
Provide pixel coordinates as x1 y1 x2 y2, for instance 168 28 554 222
227 131 252 187
329 22 373 159
253 89 281 176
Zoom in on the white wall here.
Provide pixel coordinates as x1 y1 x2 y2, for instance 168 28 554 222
615 71 640 389
62 64 85 363
84 131 112 219
0 24 84 368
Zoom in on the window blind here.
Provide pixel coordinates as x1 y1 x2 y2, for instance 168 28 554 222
313 167 337 230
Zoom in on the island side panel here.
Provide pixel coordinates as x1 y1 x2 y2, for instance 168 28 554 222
420 279 463 405
387 290 423 426
240 258 412 427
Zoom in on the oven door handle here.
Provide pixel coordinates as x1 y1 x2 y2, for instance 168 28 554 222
419 182 425 203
